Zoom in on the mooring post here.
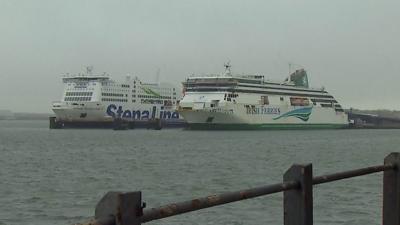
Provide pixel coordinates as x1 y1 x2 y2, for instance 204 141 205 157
116 192 142 225
383 153 400 225
283 164 313 225
94 191 142 225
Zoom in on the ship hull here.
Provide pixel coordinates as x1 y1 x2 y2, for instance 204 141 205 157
179 104 348 130
49 117 187 129
186 123 347 130
52 102 181 122
51 101 187 129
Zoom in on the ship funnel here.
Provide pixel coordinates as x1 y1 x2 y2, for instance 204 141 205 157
289 69 309 88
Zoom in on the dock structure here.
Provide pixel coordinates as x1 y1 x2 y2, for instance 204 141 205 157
348 112 400 128
49 117 187 130
74 152 400 225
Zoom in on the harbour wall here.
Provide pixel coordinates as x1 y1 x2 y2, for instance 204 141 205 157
348 112 400 129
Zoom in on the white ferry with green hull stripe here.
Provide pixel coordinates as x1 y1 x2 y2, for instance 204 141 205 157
177 64 348 130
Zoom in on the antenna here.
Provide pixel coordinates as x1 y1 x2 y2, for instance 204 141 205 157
156 68 160 85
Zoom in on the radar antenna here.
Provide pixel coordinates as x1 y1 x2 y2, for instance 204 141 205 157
86 66 93 75
224 61 232 76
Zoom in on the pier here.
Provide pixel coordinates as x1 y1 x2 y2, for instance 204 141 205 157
48 117 187 130
348 112 400 129
74 152 400 225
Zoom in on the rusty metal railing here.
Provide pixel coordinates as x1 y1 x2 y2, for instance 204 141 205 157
74 152 400 225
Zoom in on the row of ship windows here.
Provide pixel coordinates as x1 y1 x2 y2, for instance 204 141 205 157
102 93 125 97
67 83 96 86
102 82 135 87
141 99 164 104
102 89 130 93
258 96 343 111
140 99 176 105
136 90 176 94
68 83 96 87
225 93 340 108
100 89 176 96
137 95 172 99
101 98 128 102
65 92 93 96
64 97 91 101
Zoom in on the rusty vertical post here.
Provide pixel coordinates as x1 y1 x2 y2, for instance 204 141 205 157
383 153 400 225
283 164 313 225
117 192 143 225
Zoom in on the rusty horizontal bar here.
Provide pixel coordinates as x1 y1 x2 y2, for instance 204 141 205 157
140 164 395 223
72 163 396 225
140 180 299 223
313 164 394 185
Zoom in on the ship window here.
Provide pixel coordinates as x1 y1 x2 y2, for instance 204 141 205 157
290 97 310 106
280 97 284 101
321 103 333 108
335 104 342 108
261 96 269 105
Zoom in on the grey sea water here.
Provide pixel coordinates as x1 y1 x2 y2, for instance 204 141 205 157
1 120 399 225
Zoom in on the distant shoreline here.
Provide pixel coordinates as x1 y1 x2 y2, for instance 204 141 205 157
0 112 54 121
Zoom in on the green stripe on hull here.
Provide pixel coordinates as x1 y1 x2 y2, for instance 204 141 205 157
188 123 348 130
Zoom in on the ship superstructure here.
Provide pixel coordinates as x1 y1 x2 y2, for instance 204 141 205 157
52 67 181 123
178 64 348 129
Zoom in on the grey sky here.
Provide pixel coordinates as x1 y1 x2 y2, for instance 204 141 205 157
0 0 399 113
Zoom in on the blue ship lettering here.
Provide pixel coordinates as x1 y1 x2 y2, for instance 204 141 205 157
106 104 179 120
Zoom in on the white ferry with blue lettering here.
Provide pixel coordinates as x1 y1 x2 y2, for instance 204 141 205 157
178 64 348 130
52 67 181 125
